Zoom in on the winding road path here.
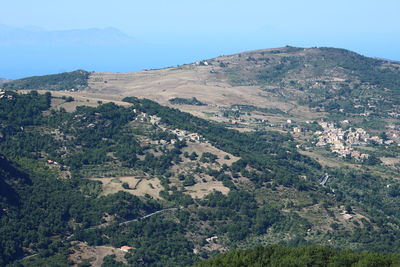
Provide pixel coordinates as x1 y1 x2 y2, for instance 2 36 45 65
118 207 178 226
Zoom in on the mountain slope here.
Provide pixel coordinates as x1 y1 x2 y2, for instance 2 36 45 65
218 46 400 116
0 155 30 208
1 47 400 265
1 91 400 266
5 46 399 118
194 245 400 267
82 46 400 119
1 70 90 91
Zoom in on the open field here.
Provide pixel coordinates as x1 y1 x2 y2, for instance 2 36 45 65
182 142 240 166
299 150 357 168
47 90 130 112
88 176 163 199
185 180 230 199
20 89 130 112
69 242 127 267
85 63 320 122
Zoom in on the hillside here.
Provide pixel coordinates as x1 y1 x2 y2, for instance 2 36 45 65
1 70 90 91
0 90 400 266
7 46 394 139
220 46 400 116
4 47 398 179
0 78 10 85
1 47 400 266
83 46 400 118
194 245 400 267
84 47 400 186
4 47 399 118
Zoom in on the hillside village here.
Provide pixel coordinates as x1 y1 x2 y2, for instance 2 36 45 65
288 120 398 161
315 122 386 160
136 111 204 144
205 104 400 161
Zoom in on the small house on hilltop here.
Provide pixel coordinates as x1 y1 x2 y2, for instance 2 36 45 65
293 126 305 133
189 133 200 142
120 246 135 252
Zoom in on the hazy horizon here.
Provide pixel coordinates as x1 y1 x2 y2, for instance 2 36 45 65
1 0 399 79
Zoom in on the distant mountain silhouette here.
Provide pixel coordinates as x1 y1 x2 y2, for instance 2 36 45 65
0 25 138 46
0 78 11 84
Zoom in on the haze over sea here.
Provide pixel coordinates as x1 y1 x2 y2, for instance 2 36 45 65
0 44 224 79
1 0 399 79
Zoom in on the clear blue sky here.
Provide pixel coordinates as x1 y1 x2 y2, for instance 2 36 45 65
1 0 399 78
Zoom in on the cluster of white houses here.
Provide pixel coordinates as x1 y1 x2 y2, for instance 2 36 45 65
133 110 204 144
170 129 202 142
315 121 390 160
0 90 13 100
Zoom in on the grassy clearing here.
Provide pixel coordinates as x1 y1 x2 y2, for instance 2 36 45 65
88 176 163 199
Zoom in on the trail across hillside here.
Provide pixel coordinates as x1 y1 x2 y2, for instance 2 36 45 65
65 207 178 240
118 208 178 226
18 209 178 263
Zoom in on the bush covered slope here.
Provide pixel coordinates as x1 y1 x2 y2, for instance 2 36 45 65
1 91 400 266
215 46 400 116
194 245 400 267
1 70 90 91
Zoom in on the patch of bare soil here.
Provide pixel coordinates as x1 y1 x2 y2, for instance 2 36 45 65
381 157 400 166
69 242 127 267
168 142 237 198
185 180 230 199
88 176 163 199
182 142 240 166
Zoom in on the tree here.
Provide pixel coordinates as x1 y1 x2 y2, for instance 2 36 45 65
189 152 198 160
345 205 353 214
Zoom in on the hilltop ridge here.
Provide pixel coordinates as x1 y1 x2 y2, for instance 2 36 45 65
1 70 90 91
5 46 398 119
0 65 399 265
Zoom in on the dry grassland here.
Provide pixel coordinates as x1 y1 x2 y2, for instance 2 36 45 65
185 180 230 199
88 176 162 199
69 242 127 267
182 142 240 166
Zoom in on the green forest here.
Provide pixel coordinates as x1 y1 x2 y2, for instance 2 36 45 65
0 70 90 91
1 91 400 266
168 97 206 106
195 245 400 267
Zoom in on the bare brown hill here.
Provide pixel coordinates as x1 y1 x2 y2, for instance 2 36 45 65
3 46 399 124
85 48 317 121
85 46 400 122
